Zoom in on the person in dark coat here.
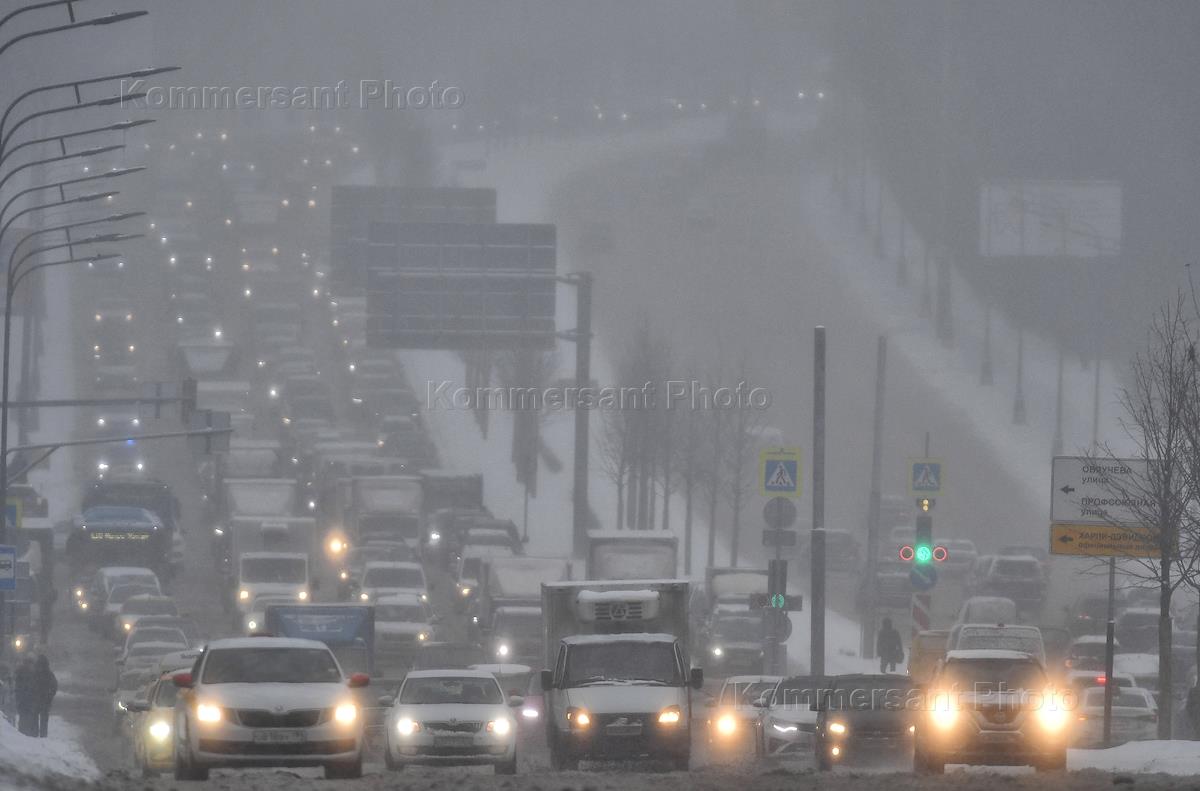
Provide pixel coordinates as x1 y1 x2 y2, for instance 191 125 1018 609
877 617 904 673
30 654 56 738
13 657 36 736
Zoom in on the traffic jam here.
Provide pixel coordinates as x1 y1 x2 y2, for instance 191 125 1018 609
2 3 1198 790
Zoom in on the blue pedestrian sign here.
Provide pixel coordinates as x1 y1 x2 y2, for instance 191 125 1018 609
909 563 938 592
908 458 944 497
0 545 16 591
760 448 802 498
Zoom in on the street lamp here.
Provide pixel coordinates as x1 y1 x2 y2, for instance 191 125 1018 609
0 144 124 203
0 11 148 61
1 118 153 171
1 91 147 158
8 212 144 267
0 166 143 229
0 1 98 34
0 190 121 247
0 66 177 149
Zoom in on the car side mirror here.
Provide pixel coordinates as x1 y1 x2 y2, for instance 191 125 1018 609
508 695 525 708
704 696 718 709
377 695 395 707
348 673 370 688
690 668 704 690
172 672 194 689
539 669 554 692
126 700 150 713
752 693 770 708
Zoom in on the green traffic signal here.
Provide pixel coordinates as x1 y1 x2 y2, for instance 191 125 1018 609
914 544 933 564
770 593 786 609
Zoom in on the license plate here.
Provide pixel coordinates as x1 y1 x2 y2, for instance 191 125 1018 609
252 729 306 744
434 735 474 748
606 724 643 737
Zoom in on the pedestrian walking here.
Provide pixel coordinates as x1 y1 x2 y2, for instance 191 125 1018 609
877 617 904 673
13 657 35 736
31 654 56 738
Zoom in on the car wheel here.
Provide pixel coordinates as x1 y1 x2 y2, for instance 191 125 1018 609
324 751 363 780
495 752 518 775
914 747 944 775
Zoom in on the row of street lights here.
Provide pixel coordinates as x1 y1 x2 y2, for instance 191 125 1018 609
0 2 177 558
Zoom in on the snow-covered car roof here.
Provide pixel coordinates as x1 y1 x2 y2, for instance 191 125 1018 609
944 649 1041 662
365 560 422 570
1119 607 1160 616
204 636 328 651
98 566 157 577
991 554 1041 564
376 593 424 606
469 663 533 675
240 551 308 560
1072 634 1114 645
405 668 500 680
493 605 542 616
562 633 677 645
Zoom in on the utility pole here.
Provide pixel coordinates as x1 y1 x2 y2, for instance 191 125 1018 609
811 327 827 679
571 273 593 557
861 336 886 658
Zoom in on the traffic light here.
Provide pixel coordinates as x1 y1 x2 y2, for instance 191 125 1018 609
917 497 935 513
767 559 787 606
914 515 933 564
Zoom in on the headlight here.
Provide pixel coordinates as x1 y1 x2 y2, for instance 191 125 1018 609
828 721 847 735
716 714 737 735
123 622 133 632
711 646 724 657
246 618 258 631
396 717 419 736
334 703 357 725
420 593 429 603
339 570 348 580
297 590 309 601
196 704 222 723
360 592 370 601
148 720 171 741
307 500 316 511
496 643 510 658
771 720 798 734
487 718 512 736
238 590 250 601
522 707 539 720
930 694 959 730
1036 692 1070 732
268 387 279 399
428 531 441 544
80 601 89 610
213 527 225 537
567 708 591 729
460 586 472 597
74 588 83 598
658 706 682 725
417 631 429 642
327 537 346 554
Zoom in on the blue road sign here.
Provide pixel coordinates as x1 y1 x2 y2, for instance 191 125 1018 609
0 545 16 591
764 460 798 493
909 458 944 497
909 564 938 592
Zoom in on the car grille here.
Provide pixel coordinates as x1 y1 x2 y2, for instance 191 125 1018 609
199 738 356 756
973 704 1023 725
234 709 323 728
424 721 482 733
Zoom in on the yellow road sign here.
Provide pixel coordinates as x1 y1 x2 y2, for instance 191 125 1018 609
1050 523 1157 558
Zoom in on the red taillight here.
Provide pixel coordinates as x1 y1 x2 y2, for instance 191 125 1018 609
1095 676 1107 685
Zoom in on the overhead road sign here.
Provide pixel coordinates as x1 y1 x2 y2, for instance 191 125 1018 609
366 222 557 350
330 186 496 292
908 458 943 497
760 448 802 498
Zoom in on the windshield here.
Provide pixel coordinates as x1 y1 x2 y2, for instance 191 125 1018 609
153 682 179 707
201 647 341 684
714 616 761 643
110 585 159 605
377 604 426 623
119 671 155 692
400 676 503 705
130 628 188 647
993 559 1040 576
123 598 177 616
493 612 541 637
826 680 916 710
563 641 682 686
459 557 482 580
363 566 423 588
226 482 295 515
241 557 307 583
129 643 177 658
84 506 153 523
1070 642 1107 660
591 543 676 579
358 514 420 540
957 629 1042 656
939 659 1047 692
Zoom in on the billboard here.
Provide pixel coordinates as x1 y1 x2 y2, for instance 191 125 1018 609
979 179 1121 259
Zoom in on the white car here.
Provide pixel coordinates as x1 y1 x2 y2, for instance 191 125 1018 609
357 560 426 602
172 636 369 781
374 594 433 658
382 669 519 774
242 594 295 634
1073 686 1158 747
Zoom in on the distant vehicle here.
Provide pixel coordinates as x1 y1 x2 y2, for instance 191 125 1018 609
814 674 916 770
117 595 179 635
170 636 369 780
705 605 765 677
235 552 309 618
1115 608 1163 653
411 641 488 671
380 669 519 774
100 584 162 634
583 530 678 580
487 605 542 665
1065 669 1137 695
127 672 181 777
954 597 1017 627
374 594 433 674
913 650 1068 773
1068 593 1109 636
356 560 426 603
966 555 1045 610
113 667 157 725
939 539 978 575
1073 687 1158 747
120 626 189 663
951 624 1046 666
705 675 780 760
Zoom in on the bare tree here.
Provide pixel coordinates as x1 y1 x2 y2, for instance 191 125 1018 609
725 358 765 567
595 405 634 530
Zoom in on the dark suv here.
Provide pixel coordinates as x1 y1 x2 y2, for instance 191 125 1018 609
814 674 915 771
914 649 1069 774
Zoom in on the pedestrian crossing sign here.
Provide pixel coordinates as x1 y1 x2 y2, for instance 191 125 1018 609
909 458 944 497
760 448 802 498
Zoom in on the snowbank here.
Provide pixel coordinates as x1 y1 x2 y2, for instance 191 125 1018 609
1070 740 1200 774
0 716 99 788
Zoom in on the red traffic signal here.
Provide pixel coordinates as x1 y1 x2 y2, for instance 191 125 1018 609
932 545 948 562
899 545 914 561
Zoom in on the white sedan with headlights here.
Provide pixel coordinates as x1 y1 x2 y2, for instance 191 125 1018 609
382 669 520 774
171 637 369 781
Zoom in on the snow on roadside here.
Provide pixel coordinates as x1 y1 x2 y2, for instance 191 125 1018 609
1070 740 1200 775
0 716 99 788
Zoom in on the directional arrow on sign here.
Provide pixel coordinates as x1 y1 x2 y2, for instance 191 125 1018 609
1060 485 1076 495
1057 534 1075 544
